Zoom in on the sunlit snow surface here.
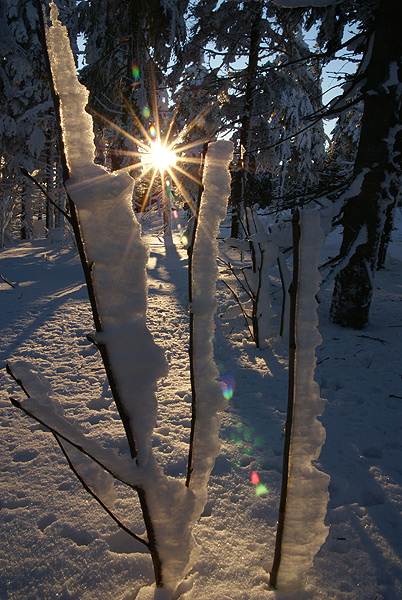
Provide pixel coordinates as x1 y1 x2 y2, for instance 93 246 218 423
2 217 402 598
2 4 402 599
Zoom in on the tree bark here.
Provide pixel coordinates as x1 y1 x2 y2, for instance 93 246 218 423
230 1 262 237
330 0 402 328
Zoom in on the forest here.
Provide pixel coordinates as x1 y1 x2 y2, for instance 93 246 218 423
1 1 402 599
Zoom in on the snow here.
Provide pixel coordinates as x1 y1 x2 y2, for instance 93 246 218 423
47 1 168 467
2 211 402 598
188 139 233 507
272 210 329 589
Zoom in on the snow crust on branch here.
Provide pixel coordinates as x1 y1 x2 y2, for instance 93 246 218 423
47 2 168 466
270 0 342 6
275 210 329 589
189 140 233 508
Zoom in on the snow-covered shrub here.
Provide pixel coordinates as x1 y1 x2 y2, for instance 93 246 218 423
6 5 234 598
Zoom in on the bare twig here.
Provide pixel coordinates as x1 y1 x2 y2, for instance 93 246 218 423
356 334 387 344
55 436 149 547
0 274 16 288
186 142 208 488
221 279 254 341
19 166 71 223
9 395 135 489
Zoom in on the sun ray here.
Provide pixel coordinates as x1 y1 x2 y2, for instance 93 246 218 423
85 77 228 236
173 139 210 155
90 107 153 150
175 98 219 145
171 163 202 187
140 168 159 213
165 166 197 210
121 95 154 144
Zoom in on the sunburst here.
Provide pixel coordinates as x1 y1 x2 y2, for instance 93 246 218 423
91 89 217 223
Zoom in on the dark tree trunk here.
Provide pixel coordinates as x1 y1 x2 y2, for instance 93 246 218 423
230 1 262 237
330 0 402 328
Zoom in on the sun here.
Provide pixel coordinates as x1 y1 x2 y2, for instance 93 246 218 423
92 97 212 216
144 140 177 174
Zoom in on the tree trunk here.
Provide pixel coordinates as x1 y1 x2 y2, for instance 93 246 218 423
230 1 262 237
330 0 402 328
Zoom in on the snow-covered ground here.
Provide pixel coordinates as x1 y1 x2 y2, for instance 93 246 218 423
1 213 402 600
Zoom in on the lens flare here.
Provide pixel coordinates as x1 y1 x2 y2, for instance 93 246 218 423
255 483 268 497
173 209 178 219
251 471 260 485
219 373 235 400
132 64 140 80
251 471 268 497
144 141 177 174
150 126 156 138
131 64 141 88
142 106 150 118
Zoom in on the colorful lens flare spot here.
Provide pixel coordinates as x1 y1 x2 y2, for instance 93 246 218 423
251 471 268 497
132 65 140 81
142 106 150 118
173 209 178 219
251 471 260 485
255 483 268 497
150 126 156 138
219 373 235 400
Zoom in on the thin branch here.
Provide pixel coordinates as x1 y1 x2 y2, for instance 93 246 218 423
218 256 254 301
55 436 149 548
0 275 16 289
270 209 301 588
186 142 208 488
19 166 71 223
7 364 137 489
221 279 254 341
9 394 138 489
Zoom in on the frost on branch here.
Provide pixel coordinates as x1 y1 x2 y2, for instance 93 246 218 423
47 1 168 467
271 210 329 590
9 7 235 595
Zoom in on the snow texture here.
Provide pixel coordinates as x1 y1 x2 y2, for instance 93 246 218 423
188 139 233 508
3 214 402 599
275 210 330 589
47 2 168 467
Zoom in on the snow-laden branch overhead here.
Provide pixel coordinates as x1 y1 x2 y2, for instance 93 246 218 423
270 0 342 6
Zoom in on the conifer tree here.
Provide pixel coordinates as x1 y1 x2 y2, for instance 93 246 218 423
0 0 75 241
76 0 188 170
176 0 327 230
